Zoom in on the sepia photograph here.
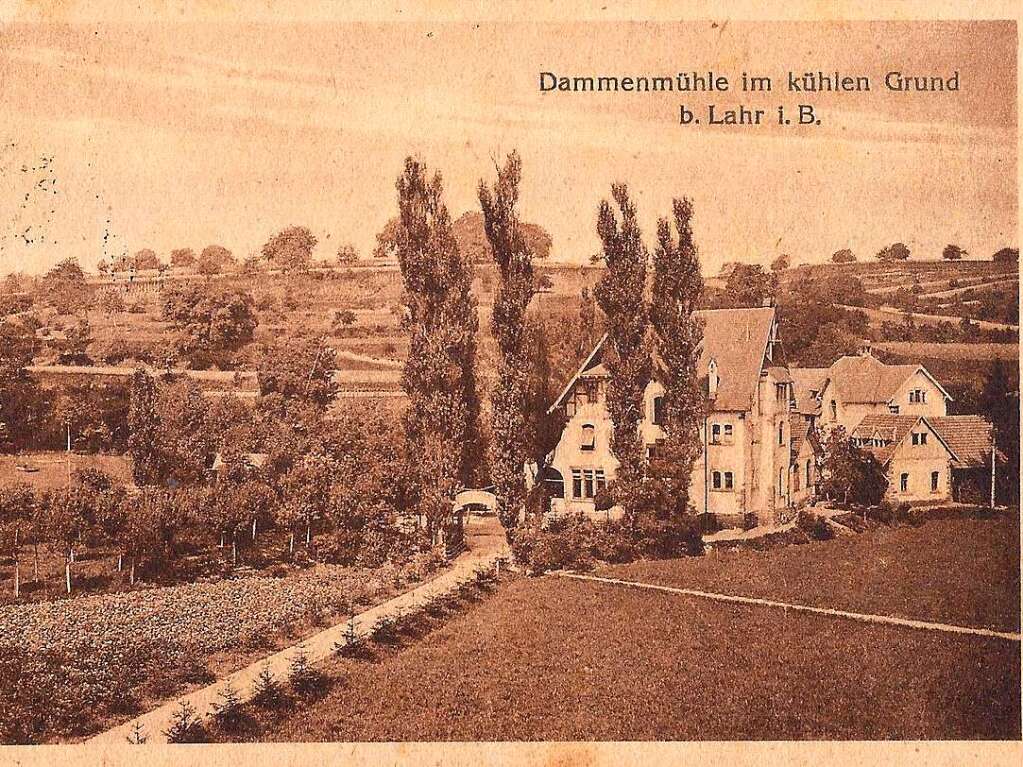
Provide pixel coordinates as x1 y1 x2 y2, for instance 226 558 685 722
0 3 1019 761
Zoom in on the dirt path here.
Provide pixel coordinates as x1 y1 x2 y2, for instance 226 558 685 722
836 304 1018 332
88 516 508 744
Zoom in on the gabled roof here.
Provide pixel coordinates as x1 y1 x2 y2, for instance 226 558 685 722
550 307 777 413
851 414 958 466
929 416 999 468
789 413 816 462
829 354 952 405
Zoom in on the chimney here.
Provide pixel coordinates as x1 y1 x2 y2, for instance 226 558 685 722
708 358 719 399
859 340 873 357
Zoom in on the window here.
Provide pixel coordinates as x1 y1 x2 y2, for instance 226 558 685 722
585 381 599 402
931 471 939 493
711 424 721 444
712 471 722 490
723 424 733 444
830 400 837 419
595 470 607 493
583 470 595 499
778 421 784 446
793 468 801 492
909 389 927 404
571 468 603 499
912 432 928 446
581 424 596 451
805 459 812 487
778 467 784 497
712 471 733 492
724 471 734 490
889 404 900 414
652 396 665 425
572 469 583 498
900 473 909 493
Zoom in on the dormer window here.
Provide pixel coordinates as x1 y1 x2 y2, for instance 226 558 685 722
707 358 719 398
581 424 596 451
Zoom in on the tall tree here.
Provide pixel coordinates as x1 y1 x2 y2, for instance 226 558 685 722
127 369 163 485
170 248 196 268
831 248 856 263
395 157 481 537
479 151 536 528
649 198 705 518
593 184 651 505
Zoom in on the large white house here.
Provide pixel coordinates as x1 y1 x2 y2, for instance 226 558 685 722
534 306 808 527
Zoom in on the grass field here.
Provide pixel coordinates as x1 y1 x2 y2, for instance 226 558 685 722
220 514 1020 741
0 452 133 491
873 341 1018 362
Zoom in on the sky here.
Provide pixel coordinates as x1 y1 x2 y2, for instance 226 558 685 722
0 16 1016 275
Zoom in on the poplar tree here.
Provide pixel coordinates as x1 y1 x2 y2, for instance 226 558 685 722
593 184 651 508
479 151 536 528
649 197 705 517
395 158 482 538
127 369 163 486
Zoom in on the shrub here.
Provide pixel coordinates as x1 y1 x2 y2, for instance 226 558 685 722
163 700 206 743
333 616 371 660
741 512 758 531
593 486 615 512
210 680 245 732
251 664 286 710
796 509 834 541
866 500 897 525
288 646 326 698
632 515 704 558
370 614 399 645
895 502 925 526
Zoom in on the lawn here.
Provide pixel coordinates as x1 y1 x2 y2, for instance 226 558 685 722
603 514 1020 633
229 515 1021 741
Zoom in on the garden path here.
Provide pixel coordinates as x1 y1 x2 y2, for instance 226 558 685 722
88 515 508 745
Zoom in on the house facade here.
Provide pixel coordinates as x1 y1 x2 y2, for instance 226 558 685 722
851 414 997 502
537 306 809 527
799 347 951 434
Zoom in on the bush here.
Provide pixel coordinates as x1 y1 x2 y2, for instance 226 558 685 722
288 645 326 698
251 664 286 710
210 680 245 732
632 515 704 558
741 512 758 531
866 500 897 525
163 700 206 743
796 509 834 541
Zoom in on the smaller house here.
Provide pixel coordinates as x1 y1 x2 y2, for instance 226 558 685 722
795 345 952 434
850 414 998 502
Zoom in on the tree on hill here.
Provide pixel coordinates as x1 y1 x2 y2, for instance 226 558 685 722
132 249 161 271
877 242 911 261
831 248 856 263
719 263 775 308
943 244 968 261
479 150 536 528
96 258 110 274
451 210 552 263
395 157 482 538
42 257 93 315
770 253 791 272
262 226 317 272
649 197 705 519
992 247 1018 263
979 359 1019 503
127 369 163 485
0 321 40 452
170 248 196 268
197 245 234 276
593 183 650 509
374 212 553 263
336 243 359 265
161 284 257 366
256 338 339 410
